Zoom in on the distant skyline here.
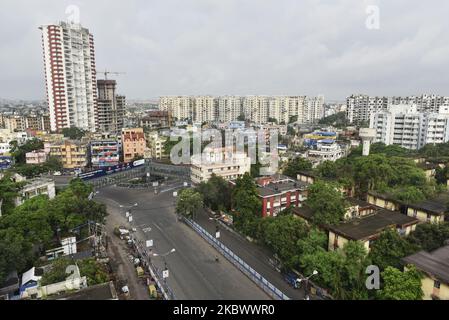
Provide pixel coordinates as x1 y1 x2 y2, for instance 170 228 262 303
1 0 449 101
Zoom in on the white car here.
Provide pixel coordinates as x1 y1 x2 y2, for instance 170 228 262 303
53 171 62 176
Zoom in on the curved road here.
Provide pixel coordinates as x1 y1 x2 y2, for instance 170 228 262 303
96 185 269 300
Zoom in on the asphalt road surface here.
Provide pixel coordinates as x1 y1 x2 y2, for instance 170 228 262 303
95 185 270 300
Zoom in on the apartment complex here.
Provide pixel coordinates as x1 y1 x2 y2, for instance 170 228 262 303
49 140 88 169
159 96 324 125
190 147 251 184
347 94 449 124
96 80 126 134
0 113 51 133
121 128 146 163
40 21 98 132
89 139 120 168
146 132 167 160
370 104 449 150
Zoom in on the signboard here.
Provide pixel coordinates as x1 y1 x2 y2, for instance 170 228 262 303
153 181 159 187
163 270 169 279
173 191 178 197
146 240 153 248
125 212 130 218
128 216 133 223
216 232 221 239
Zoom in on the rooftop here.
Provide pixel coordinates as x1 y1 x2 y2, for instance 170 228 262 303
51 282 118 300
402 245 449 283
256 175 310 197
328 209 419 241
407 193 449 216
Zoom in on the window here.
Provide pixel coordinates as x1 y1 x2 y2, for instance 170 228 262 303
434 280 441 289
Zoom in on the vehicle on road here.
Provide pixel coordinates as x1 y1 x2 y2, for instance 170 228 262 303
53 171 62 176
284 271 300 289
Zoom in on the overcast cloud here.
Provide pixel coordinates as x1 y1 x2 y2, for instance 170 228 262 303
1 0 448 101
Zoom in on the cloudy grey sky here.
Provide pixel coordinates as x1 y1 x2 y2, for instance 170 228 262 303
1 0 448 101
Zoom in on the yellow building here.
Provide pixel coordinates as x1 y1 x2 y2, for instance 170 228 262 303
403 245 449 300
327 209 418 252
49 140 88 169
366 191 401 211
406 195 448 224
293 199 419 253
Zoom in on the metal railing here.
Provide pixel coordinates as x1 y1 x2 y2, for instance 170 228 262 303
182 217 290 300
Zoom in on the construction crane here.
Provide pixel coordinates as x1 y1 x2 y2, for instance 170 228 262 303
97 70 126 80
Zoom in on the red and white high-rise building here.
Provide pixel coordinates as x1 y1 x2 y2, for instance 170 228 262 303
40 21 98 133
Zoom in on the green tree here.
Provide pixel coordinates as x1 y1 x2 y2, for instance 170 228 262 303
318 112 348 128
176 188 204 219
283 157 313 179
306 181 347 226
0 172 26 215
231 173 261 236
257 215 308 268
407 222 449 252
316 161 338 179
377 266 423 300
368 229 418 271
196 174 231 211
62 127 86 140
9 138 44 164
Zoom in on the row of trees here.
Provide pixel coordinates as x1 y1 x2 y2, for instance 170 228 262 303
282 143 443 203
0 179 107 285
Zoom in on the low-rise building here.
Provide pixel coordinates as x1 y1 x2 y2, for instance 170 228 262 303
307 141 347 165
406 193 448 224
256 174 310 217
293 198 419 253
49 140 88 169
191 147 251 184
25 150 47 165
402 244 449 300
327 209 419 252
15 178 56 206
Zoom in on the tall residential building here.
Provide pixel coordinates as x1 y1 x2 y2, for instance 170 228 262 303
347 94 449 124
40 21 98 133
97 80 126 134
193 96 216 123
159 96 193 121
370 104 449 150
121 128 146 163
217 96 243 122
159 96 325 125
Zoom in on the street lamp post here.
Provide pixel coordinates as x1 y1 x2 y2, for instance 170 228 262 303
297 270 318 300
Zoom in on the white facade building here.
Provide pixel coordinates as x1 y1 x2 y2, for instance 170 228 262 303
40 21 98 132
191 147 251 184
159 96 324 125
370 104 449 150
347 94 449 124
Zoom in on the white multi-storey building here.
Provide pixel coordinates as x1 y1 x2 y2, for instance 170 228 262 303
40 21 98 133
370 104 449 150
193 96 216 123
347 94 449 124
190 147 251 184
159 96 325 125
159 96 193 121
217 96 243 122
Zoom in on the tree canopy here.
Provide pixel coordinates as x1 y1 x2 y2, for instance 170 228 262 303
283 157 313 179
377 266 423 300
176 188 204 219
305 181 347 226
